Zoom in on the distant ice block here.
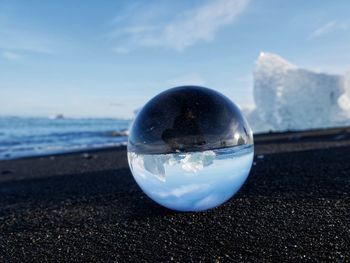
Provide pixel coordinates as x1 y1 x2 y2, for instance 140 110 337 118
338 72 350 118
247 52 350 132
180 150 216 172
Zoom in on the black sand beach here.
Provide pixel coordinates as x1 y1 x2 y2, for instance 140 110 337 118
1 128 350 262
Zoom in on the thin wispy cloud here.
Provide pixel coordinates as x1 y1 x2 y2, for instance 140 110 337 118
308 20 349 39
152 183 211 198
2 51 21 60
110 0 249 52
0 27 54 54
0 14 57 57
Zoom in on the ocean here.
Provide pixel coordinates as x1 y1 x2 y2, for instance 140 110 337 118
0 117 131 160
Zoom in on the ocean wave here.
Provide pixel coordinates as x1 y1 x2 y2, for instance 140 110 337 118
104 130 129 137
0 117 131 160
0 140 128 160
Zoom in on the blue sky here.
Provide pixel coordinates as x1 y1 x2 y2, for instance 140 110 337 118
1 0 350 118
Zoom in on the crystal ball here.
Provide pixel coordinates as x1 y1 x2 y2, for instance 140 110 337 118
127 86 254 211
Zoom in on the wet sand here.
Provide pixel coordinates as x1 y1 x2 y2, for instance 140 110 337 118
1 128 350 262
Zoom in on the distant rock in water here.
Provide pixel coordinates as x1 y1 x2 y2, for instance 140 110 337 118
49 114 65 120
106 129 129 137
246 52 350 133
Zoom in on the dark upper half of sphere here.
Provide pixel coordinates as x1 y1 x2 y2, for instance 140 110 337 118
128 86 253 154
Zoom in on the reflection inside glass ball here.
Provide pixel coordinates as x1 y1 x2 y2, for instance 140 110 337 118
127 86 254 212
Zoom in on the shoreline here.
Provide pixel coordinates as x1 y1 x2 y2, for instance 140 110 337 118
0 143 127 161
2 125 350 162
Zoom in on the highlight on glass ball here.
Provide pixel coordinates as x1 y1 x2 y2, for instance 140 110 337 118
127 86 254 212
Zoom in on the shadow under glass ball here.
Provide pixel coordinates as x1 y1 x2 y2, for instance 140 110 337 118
127 86 254 212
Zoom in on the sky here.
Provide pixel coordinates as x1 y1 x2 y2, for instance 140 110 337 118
1 0 350 118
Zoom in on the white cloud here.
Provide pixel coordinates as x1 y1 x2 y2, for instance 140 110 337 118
110 0 249 52
162 0 249 50
152 183 211 198
308 20 349 39
2 51 21 60
194 194 221 209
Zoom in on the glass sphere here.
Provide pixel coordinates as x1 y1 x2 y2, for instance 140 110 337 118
127 86 254 212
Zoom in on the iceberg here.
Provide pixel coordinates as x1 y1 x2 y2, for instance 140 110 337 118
247 52 350 132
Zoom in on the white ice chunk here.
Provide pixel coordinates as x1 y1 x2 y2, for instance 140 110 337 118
248 52 350 132
180 150 216 172
142 155 169 182
338 72 350 117
128 152 168 182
